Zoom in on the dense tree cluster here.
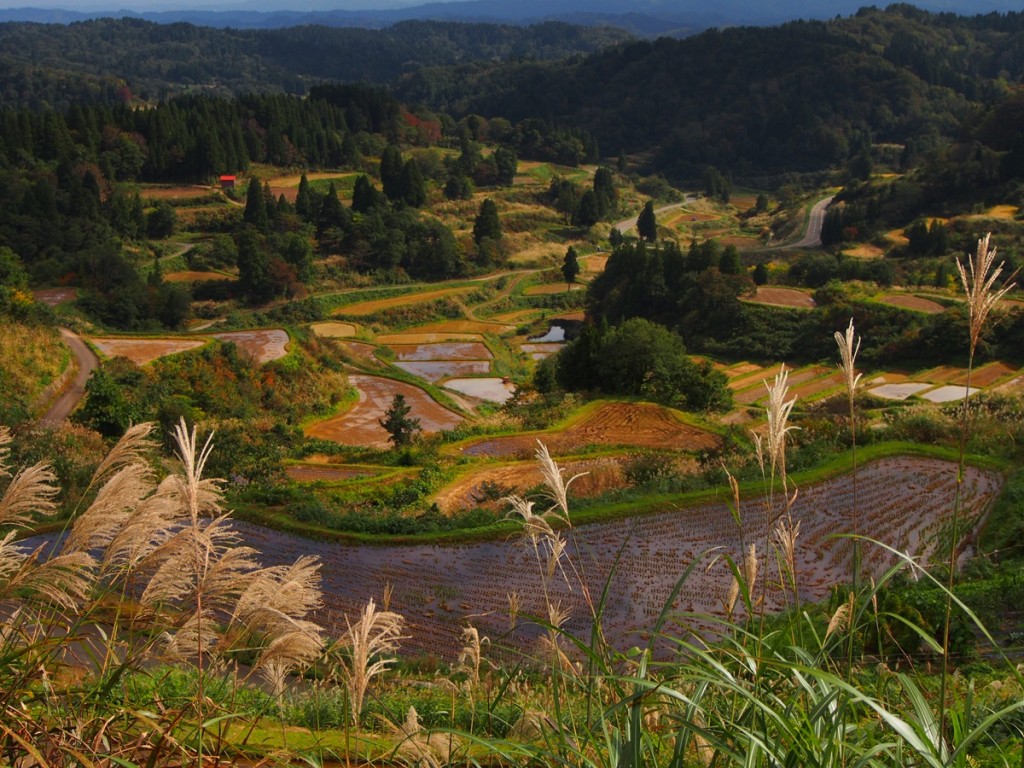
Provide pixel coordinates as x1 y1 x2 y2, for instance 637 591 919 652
539 317 731 412
0 19 630 109
414 7 1024 180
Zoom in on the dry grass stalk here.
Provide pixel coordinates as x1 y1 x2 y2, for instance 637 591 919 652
957 233 1016 355
89 422 155 489
825 592 855 639
743 543 758 599
0 462 59 529
534 440 586 522
762 366 798 487
834 318 863 398
390 706 456 768
773 514 801 583
457 625 488 691
340 597 407 726
507 591 519 629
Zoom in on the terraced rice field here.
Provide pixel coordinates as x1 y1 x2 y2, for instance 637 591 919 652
88 337 206 365
747 287 815 308
433 455 630 513
334 287 469 316
523 284 585 295
460 403 718 458
404 319 515 335
879 294 945 314
285 464 379 482
212 329 289 364
305 374 463 447
164 271 234 283
387 342 491 361
310 322 359 338
235 457 1000 659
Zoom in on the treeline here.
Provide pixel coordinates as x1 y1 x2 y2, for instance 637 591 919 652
0 18 631 109
399 6 1024 179
0 86 399 182
583 238 1024 367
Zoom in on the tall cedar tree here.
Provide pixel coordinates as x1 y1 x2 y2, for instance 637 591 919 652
380 145 404 202
244 177 268 229
637 201 657 242
399 159 426 208
472 199 501 245
562 246 580 289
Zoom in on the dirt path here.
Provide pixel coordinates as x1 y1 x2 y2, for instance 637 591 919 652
39 328 98 427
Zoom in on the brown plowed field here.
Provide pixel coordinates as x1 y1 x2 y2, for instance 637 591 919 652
285 465 377 482
879 294 945 314
376 332 482 344
89 337 206 365
305 375 463 447
460 403 719 458
433 456 630 513
212 330 289 364
405 319 514 334
955 361 1018 387
747 287 815 308
164 271 234 283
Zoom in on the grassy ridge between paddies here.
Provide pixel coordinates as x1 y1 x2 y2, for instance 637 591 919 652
234 439 1005 547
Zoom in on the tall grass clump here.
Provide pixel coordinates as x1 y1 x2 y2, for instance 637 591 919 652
0 419 324 766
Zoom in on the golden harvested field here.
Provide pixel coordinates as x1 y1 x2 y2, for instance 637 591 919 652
747 287 815 308
311 322 359 338
878 294 945 314
305 374 463 447
334 287 470 316
843 244 885 259
717 235 763 249
460 402 719 458
488 309 542 324
89 337 206 365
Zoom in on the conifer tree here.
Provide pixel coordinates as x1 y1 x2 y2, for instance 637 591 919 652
637 201 657 242
562 246 580 290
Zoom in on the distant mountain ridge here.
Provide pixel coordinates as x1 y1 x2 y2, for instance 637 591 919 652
1 0 1022 35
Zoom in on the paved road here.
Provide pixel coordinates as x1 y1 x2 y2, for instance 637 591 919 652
787 194 834 248
612 196 696 235
39 328 98 428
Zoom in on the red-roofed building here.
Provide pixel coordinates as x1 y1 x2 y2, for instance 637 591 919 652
219 175 236 190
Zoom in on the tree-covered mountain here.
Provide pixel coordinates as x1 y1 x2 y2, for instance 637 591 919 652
395 6 1024 180
0 18 631 108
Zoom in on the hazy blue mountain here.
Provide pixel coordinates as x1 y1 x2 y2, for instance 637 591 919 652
1 0 1022 34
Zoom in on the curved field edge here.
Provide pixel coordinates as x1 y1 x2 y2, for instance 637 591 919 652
230 441 1007 546
441 397 726 456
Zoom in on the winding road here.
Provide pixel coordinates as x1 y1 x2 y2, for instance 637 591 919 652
613 193 834 249
39 328 98 428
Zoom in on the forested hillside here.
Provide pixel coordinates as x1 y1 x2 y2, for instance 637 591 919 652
0 18 630 108
396 6 1024 178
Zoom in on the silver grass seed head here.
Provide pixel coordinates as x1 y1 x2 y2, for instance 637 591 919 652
834 318 863 399
764 365 798 470
957 233 1016 354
